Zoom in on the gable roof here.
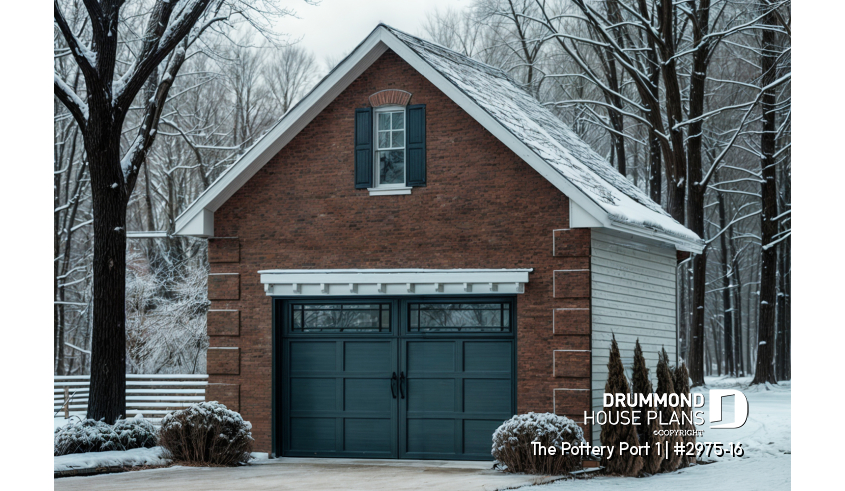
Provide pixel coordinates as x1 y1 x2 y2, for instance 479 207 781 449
174 25 703 253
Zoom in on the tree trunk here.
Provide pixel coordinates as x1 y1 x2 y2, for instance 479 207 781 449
687 170 707 386
603 1 627 176
685 0 712 388
782 239 791 380
637 0 662 206
657 1 687 225
776 142 791 381
745 270 753 372
752 4 778 386
730 228 744 376
776 243 786 381
648 130 662 205
54 143 67 375
678 265 688 360
717 190 734 375
710 320 721 376
687 249 706 386
85 131 128 423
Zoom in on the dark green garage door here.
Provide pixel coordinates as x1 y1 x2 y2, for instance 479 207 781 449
276 298 515 460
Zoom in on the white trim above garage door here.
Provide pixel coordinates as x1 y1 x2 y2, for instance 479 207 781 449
259 269 532 296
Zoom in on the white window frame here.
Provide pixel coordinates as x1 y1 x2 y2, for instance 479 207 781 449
369 105 412 196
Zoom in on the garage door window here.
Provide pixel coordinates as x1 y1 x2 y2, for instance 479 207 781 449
290 302 391 333
408 301 511 332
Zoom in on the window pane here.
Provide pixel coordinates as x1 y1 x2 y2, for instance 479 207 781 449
392 130 404 148
409 303 511 332
378 150 405 184
291 303 391 333
392 111 404 129
378 113 391 130
378 131 390 149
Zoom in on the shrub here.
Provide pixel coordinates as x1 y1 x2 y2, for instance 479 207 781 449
114 416 158 450
632 339 664 475
673 361 696 468
158 401 253 466
492 412 586 474
54 418 122 456
656 349 682 472
600 335 644 476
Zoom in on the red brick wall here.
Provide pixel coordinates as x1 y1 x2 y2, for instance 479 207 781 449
206 50 592 451
207 347 239 375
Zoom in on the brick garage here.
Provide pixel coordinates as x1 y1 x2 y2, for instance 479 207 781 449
178 26 702 457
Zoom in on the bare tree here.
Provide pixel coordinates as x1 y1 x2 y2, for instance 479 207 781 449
53 0 298 423
422 0 791 384
753 0 790 385
265 44 318 114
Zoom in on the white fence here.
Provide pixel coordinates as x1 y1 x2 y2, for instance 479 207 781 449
54 374 208 419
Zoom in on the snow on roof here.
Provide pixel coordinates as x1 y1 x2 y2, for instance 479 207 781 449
385 27 700 246
174 25 702 251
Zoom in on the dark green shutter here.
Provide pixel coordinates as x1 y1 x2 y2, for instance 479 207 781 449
406 104 426 187
354 108 373 189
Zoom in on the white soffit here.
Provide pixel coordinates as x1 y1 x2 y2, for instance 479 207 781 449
259 269 533 296
569 201 603 228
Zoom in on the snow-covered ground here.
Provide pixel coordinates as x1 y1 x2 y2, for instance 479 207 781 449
54 446 169 473
522 376 791 490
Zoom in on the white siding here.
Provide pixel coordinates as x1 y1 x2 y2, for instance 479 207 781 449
590 229 677 443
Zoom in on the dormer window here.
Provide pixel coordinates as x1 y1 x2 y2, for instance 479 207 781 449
354 93 426 196
375 107 406 188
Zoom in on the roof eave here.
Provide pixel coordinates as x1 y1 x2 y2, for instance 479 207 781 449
604 218 705 254
174 25 703 254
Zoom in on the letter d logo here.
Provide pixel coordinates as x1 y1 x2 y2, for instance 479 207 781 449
709 389 749 429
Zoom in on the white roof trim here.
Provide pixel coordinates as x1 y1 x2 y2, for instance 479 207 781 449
259 268 532 296
174 25 702 253
173 33 389 237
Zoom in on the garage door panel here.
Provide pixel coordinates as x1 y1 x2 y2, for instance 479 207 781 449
463 420 502 455
464 379 512 413
284 338 396 458
406 419 456 454
406 341 455 372
400 338 513 460
464 342 512 373
344 342 394 372
289 341 337 372
407 379 455 412
290 417 335 452
344 378 392 412
290 378 336 411
344 418 392 452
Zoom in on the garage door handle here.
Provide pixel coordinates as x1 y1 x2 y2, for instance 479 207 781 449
399 372 406 399
390 372 398 399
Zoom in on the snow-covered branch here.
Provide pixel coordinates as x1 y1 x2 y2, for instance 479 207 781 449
54 73 88 128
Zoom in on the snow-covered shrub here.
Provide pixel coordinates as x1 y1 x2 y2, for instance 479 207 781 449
492 413 587 474
114 416 157 450
158 401 253 466
54 418 122 456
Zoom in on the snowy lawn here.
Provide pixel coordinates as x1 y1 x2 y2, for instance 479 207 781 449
55 446 169 473
55 446 270 474
520 376 791 490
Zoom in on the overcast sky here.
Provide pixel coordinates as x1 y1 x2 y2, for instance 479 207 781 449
273 0 470 65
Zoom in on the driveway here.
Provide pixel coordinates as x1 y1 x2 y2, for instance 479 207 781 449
55 457 564 491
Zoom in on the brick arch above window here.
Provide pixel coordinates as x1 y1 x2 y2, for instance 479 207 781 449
368 89 412 107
